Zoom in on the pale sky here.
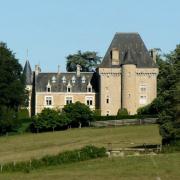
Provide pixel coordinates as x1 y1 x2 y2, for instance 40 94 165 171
0 0 179 72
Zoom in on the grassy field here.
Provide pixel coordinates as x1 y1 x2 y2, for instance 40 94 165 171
0 125 161 163
0 153 180 180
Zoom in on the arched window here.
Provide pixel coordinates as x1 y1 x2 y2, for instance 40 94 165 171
46 81 51 92
67 82 72 92
87 82 92 92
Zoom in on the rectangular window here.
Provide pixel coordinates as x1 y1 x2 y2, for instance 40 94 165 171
66 97 72 105
106 98 109 104
139 96 147 105
45 96 52 106
47 87 51 92
106 96 110 104
140 85 147 93
86 97 93 106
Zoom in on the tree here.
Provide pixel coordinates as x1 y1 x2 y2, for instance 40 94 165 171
137 46 180 145
66 50 101 72
31 108 70 132
157 45 180 145
63 102 93 128
0 42 26 134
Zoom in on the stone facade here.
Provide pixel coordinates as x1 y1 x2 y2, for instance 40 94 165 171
24 33 158 116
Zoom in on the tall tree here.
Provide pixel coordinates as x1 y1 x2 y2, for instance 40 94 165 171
158 45 180 145
66 50 101 72
138 46 180 145
0 42 25 134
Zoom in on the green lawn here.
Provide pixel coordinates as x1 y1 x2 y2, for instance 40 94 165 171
0 125 161 163
0 153 180 180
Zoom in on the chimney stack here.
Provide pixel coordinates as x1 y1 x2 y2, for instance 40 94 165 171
150 49 156 63
76 64 81 77
35 65 41 75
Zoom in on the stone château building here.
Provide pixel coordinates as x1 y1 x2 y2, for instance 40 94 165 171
23 33 158 116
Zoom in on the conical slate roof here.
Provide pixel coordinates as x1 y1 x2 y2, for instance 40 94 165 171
23 60 32 85
99 33 157 68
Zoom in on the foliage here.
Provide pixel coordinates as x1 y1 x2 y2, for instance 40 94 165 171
0 106 19 135
0 42 26 134
66 50 101 72
1 145 107 173
157 45 180 145
63 101 93 127
31 108 70 132
138 46 180 145
0 42 25 110
94 114 157 121
117 108 129 116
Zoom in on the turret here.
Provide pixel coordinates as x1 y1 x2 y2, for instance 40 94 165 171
23 60 32 85
121 51 137 115
23 60 33 117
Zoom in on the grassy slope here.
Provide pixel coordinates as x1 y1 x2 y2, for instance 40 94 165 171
0 125 161 163
1 153 180 180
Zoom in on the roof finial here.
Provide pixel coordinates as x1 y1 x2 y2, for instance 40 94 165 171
26 48 29 60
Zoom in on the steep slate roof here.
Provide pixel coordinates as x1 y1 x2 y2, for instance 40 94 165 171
23 60 32 85
99 33 157 68
35 72 99 92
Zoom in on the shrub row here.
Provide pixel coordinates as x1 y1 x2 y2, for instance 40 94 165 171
1 145 107 173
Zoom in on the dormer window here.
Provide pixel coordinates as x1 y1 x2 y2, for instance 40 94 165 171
111 48 120 65
81 76 86 83
67 82 72 92
67 87 71 92
46 81 51 92
47 87 51 92
52 76 56 83
87 82 92 92
72 76 76 83
88 87 92 92
62 76 66 83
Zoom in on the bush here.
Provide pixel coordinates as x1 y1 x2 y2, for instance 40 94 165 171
117 108 129 116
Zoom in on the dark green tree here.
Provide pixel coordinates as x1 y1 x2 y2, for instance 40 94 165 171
31 108 70 132
0 42 26 134
63 101 93 128
66 50 101 72
157 45 180 145
138 46 180 145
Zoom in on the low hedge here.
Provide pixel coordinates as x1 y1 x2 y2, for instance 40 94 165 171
1 145 107 173
94 114 157 121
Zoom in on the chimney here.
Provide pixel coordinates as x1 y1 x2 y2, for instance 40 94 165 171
150 49 156 63
35 65 41 75
76 64 81 77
